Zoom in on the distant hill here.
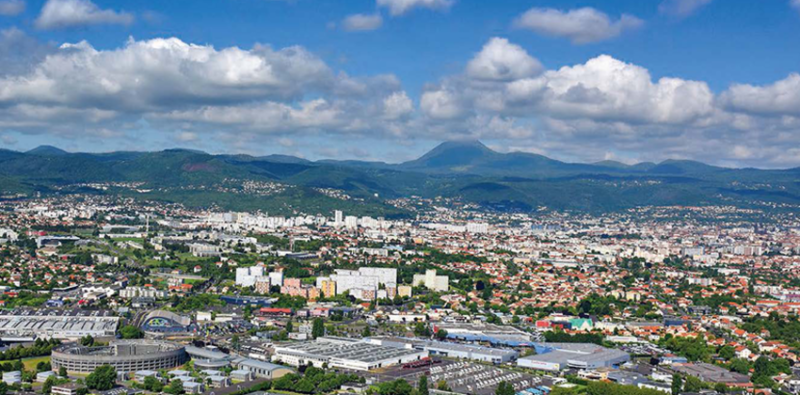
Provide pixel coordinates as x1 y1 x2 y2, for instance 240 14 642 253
27 145 68 156
1 141 799 214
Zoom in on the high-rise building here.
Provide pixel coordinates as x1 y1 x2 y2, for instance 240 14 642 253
413 269 449 292
235 266 265 287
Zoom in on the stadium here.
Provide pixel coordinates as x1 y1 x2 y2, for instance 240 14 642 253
51 340 188 373
140 310 192 335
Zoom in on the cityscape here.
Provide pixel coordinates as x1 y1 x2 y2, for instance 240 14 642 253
2 1 800 395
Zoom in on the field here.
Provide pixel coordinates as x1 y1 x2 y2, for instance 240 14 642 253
0 355 51 370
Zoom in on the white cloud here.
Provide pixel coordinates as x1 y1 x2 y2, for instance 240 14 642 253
465 37 543 82
792 0 800 12
421 88 464 120
720 73 800 116
35 0 133 30
0 28 55 75
514 7 643 44
659 0 713 17
0 37 333 110
382 91 413 120
342 13 383 32
504 55 715 125
0 0 25 16
376 0 454 16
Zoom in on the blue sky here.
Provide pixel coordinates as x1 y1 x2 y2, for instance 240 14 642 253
1 0 800 167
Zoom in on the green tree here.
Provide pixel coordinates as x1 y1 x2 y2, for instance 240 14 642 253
436 380 451 392
362 325 372 337
85 365 116 391
143 376 163 392
164 379 184 395
683 376 703 392
58 366 67 378
718 345 735 361
42 376 55 395
418 375 429 395
671 374 682 395
435 329 448 341
312 318 325 339
118 325 144 339
495 381 515 395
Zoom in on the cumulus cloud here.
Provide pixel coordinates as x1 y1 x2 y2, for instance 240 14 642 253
504 55 715 125
0 0 25 16
0 35 415 144
382 91 413 120
342 13 383 32
720 73 800 116
514 7 643 44
0 37 333 111
465 37 543 82
659 0 713 17
376 0 454 16
35 0 133 30
0 28 55 75
421 88 464 120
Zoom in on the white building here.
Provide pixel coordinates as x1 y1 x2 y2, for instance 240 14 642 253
235 266 265 287
413 269 449 292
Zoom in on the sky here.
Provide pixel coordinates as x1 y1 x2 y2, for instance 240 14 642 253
1 0 800 167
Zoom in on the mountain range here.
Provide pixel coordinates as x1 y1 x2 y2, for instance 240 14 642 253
1 140 799 215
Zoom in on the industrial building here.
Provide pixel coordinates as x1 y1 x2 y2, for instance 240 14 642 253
367 337 518 364
517 343 630 372
272 337 427 371
0 310 119 340
51 340 187 373
435 322 534 347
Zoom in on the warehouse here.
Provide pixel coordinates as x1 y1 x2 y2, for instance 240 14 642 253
272 337 427 371
517 343 629 372
0 310 119 340
367 337 518 364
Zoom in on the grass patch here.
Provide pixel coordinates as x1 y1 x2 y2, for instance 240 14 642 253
0 355 51 370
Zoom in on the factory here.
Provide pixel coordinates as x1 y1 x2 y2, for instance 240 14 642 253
272 337 427 371
0 310 119 340
367 337 518 364
434 322 535 347
517 343 630 372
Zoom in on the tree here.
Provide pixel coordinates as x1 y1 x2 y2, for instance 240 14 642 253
164 379 184 395
42 376 55 395
418 375 429 395
683 376 703 392
312 318 325 339
231 335 241 351
718 345 735 361
671 374 682 395
362 325 372 337
85 365 116 391
58 366 67 378
118 325 144 339
714 383 728 393
435 329 448 341
436 380 451 392
414 322 431 338
286 320 294 333
495 381 515 395
294 379 315 394
143 376 163 392
79 335 94 347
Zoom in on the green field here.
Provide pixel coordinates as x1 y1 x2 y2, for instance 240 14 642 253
0 355 51 370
